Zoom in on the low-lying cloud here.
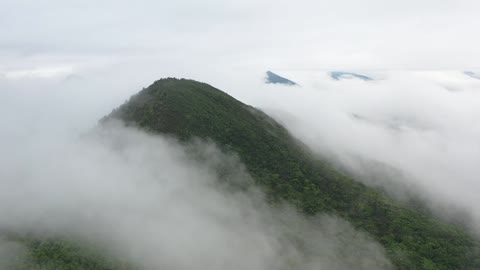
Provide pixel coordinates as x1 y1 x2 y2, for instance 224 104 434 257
0 110 392 269
2 64 479 269
224 70 480 233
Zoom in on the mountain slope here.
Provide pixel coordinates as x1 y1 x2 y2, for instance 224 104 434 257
106 78 480 270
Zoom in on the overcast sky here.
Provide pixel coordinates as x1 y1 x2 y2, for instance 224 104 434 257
1 0 480 79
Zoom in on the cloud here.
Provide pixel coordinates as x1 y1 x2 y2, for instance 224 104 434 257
0 101 392 270
0 238 27 269
223 70 480 233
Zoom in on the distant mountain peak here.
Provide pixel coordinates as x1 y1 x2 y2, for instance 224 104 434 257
330 71 373 81
464 71 480 80
265 71 297 85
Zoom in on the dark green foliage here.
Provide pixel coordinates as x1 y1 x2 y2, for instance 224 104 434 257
9 236 135 270
107 78 480 270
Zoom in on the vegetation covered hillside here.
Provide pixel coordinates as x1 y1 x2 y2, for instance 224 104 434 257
107 78 480 270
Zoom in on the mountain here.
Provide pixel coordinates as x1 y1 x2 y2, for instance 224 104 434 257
464 71 480 80
106 78 479 269
265 71 297 85
14 78 480 270
330 71 373 81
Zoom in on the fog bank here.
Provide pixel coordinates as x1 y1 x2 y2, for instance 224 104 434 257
223 70 480 233
0 114 392 269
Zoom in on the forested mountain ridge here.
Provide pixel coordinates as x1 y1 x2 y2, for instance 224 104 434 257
106 78 480 270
